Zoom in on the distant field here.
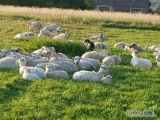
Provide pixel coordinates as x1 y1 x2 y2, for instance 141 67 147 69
0 6 160 120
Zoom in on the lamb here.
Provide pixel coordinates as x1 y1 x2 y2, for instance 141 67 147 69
130 50 152 68
22 68 41 80
102 56 122 65
38 29 54 38
27 21 42 31
53 32 69 40
83 38 95 51
73 56 96 70
0 56 19 68
17 57 46 79
81 50 108 62
114 42 129 49
101 75 112 83
45 65 69 80
72 65 110 82
94 42 108 50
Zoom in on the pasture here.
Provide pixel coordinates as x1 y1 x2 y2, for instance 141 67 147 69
0 6 160 120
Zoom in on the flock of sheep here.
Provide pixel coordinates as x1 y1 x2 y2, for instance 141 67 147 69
1 21 160 83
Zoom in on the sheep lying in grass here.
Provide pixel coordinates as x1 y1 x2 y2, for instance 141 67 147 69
22 68 41 80
73 56 96 70
43 24 59 32
72 65 110 82
114 42 129 49
49 54 78 72
102 56 122 65
27 21 42 31
125 43 144 52
38 29 54 38
81 58 101 68
45 65 69 80
0 56 19 68
155 54 160 66
36 63 61 71
130 50 152 68
17 57 46 79
94 42 108 50
145 45 160 51
14 32 36 39
53 32 69 40
90 33 108 41
81 50 108 62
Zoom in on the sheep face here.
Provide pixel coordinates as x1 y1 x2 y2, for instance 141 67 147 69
73 56 81 66
98 65 109 75
18 57 27 66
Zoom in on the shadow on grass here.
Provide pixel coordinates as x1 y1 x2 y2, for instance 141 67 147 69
0 79 32 104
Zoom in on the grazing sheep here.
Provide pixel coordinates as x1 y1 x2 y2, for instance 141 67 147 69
53 32 69 39
0 56 19 68
94 42 108 50
81 50 108 62
73 56 96 70
130 50 152 68
38 29 54 38
101 75 112 83
22 68 41 80
45 65 69 80
102 56 122 65
72 65 110 82
43 24 59 32
17 57 46 79
83 39 95 51
81 58 101 68
114 42 129 49
27 21 42 31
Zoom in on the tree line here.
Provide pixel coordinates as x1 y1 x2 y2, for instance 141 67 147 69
0 0 93 10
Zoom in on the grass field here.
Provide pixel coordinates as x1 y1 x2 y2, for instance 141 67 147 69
0 6 160 120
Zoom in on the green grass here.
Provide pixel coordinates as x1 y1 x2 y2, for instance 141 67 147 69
0 13 160 120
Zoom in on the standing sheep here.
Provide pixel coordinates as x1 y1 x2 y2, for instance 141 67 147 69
27 21 42 31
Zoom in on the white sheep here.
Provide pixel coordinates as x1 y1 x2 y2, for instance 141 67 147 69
36 62 61 71
114 42 129 49
90 35 99 40
0 56 19 68
17 57 46 79
145 45 160 51
27 21 42 31
94 42 108 50
53 32 69 40
101 75 112 83
155 54 160 66
73 56 96 70
22 68 41 80
43 24 59 32
14 32 36 39
102 56 122 65
80 58 101 68
49 55 78 72
38 29 54 38
72 65 110 82
45 65 69 80
98 33 108 41
130 50 152 68
125 43 144 52
81 50 108 62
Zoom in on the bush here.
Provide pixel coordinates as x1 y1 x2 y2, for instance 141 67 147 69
23 39 88 57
